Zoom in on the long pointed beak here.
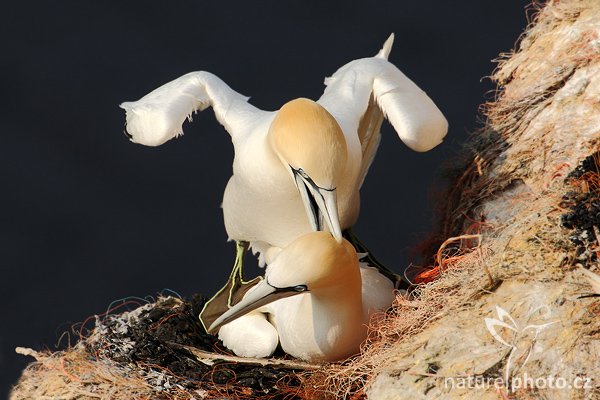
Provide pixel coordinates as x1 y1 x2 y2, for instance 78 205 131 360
295 173 320 232
207 279 308 334
293 170 343 243
314 188 342 243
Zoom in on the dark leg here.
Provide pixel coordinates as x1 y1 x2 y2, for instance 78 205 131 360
200 240 260 332
343 228 411 291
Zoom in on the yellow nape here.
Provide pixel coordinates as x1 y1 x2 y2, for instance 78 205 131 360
267 231 360 291
269 98 347 188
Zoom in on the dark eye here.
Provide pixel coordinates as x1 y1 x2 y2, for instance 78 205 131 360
293 285 308 292
291 166 310 180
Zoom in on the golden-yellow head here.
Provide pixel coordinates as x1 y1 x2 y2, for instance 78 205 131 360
267 231 360 291
207 232 361 334
269 98 347 189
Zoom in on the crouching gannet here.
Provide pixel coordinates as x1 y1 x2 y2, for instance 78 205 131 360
208 232 392 362
120 34 448 277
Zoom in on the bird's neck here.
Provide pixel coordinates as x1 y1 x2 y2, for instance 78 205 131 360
311 278 363 318
307 280 365 361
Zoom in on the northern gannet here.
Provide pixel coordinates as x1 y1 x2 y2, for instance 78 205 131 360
120 35 447 270
208 232 382 362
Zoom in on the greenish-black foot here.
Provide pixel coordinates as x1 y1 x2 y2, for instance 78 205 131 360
343 228 411 291
199 240 261 332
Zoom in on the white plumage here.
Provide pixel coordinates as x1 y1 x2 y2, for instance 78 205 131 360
211 232 387 361
121 34 448 266
121 34 447 361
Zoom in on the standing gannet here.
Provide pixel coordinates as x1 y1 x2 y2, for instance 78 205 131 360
208 232 374 362
121 34 448 271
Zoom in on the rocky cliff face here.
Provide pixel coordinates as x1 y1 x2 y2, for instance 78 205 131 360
364 1 600 398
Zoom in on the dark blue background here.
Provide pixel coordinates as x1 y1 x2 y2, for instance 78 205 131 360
1 1 529 395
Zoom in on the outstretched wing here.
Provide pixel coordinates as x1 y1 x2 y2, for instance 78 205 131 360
318 34 448 189
121 71 269 146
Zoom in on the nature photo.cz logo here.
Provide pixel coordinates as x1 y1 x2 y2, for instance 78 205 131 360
484 305 557 385
444 305 593 392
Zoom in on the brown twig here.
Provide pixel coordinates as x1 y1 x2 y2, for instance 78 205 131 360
436 234 482 267
169 342 322 370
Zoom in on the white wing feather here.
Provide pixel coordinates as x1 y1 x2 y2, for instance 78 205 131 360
373 68 448 152
120 71 266 146
319 35 448 153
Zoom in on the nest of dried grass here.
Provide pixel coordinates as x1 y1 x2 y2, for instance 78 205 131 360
10 1 600 399
11 295 311 399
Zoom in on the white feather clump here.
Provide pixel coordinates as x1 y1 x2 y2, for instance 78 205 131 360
322 56 447 153
120 72 250 146
374 73 447 153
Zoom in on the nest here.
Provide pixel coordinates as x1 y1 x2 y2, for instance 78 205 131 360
11 295 309 399
10 1 600 399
